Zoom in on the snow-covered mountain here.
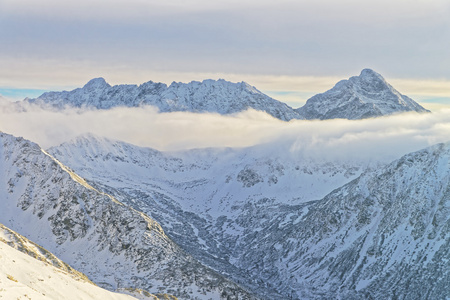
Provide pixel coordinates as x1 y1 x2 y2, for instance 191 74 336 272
48 134 377 298
296 69 430 119
0 223 148 300
0 132 255 299
48 134 450 299
24 69 428 121
27 78 301 121
232 142 450 299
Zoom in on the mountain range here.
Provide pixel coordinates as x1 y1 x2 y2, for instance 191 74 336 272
47 134 374 298
1 69 447 299
1 129 448 299
26 69 429 120
47 133 449 299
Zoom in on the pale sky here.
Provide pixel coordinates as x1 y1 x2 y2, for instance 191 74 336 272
1 0 449 108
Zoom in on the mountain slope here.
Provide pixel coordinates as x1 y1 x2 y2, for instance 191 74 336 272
27 78 301 121
296 69 430 119
48 134 373 298
0 132 255 299
0 222 92 283
0 223 144 300
49 135 450 299
233 142 450 299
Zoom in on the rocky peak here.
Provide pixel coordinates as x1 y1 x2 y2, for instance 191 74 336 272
296 69 429 120
359 68 385 81
82 77 110 89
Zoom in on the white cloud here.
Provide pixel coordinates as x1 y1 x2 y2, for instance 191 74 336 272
0 103 449 164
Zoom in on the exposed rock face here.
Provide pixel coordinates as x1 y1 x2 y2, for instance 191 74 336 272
296 69 430 120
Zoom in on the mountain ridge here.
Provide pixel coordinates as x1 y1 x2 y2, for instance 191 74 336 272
27 78 300 121
24 69 429 120
0 224 144 300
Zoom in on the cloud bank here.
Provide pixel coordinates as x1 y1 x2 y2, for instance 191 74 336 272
1 103 449 163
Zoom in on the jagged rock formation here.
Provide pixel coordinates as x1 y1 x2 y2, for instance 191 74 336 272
296 69 430 119
0 132 255 300
27 78 300 121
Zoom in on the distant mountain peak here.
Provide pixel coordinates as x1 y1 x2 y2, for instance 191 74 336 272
296 68 430 120
359 68 383 79
83 77 110 89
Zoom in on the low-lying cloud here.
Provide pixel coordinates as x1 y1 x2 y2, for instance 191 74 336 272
1 103 449 163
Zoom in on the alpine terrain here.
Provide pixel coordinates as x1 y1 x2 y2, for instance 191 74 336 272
24 69 428 121
26 78 300 121
49 134 373 298
1 69 447 299
50 136 450 299
0 132 255 299
296 69 430 119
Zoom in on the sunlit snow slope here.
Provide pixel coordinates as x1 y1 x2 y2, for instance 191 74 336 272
0 223 140 300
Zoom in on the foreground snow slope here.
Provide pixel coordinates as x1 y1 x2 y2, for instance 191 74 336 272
0 223 139 300
0 132 255 299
